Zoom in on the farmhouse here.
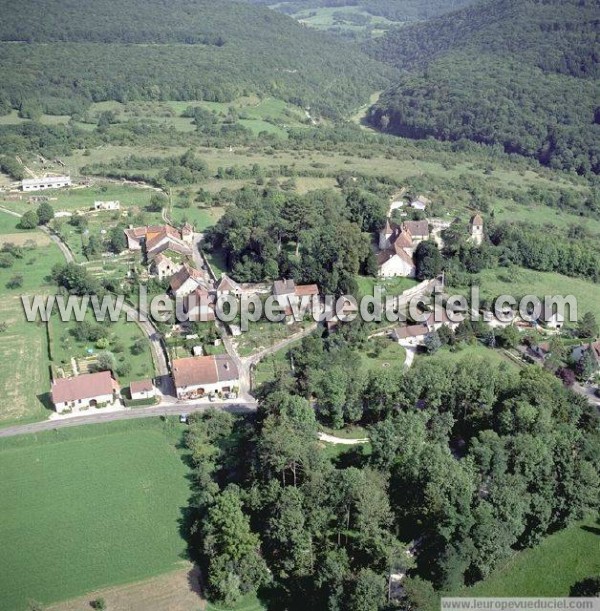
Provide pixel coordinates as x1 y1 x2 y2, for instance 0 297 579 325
183 287 216 322
410 195 430 211
124 224 193 260
391 323 430 346
151 253 182 280
216 274 243 297
129 379 156 401
170 263 210 298
94 200 120 211
51 371 120 414
22 175 71 192
273 278 320 319
172 355 239 399
377 220 430 278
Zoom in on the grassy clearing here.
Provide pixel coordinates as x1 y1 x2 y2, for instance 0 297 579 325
0 418 192 611
454 267 600 323
360 338 406 371
452 515 600 601
420 342 521 370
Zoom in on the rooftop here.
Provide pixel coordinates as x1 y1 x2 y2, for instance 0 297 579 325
51 371 117 404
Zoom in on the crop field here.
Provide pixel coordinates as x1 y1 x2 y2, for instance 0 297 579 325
0 418 192 611
0 213 64 426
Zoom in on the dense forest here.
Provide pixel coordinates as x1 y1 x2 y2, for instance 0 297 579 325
367 0 600 176
183 337 600 608
0 0 392 118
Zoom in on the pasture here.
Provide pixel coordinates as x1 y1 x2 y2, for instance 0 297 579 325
0 213 64 425
0 418 192 611
453 516 600 601
454 267 600 323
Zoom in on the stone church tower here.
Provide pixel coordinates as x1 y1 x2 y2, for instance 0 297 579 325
470 213 484 246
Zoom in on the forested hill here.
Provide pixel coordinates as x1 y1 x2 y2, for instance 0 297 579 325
0 0 393 118
241 0 476 24
366 0 600 176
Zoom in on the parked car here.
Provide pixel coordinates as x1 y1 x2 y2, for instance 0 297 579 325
179 414 188 424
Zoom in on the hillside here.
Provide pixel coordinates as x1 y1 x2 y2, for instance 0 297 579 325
366 0 600 176
0 0 393 118
241 0 476 36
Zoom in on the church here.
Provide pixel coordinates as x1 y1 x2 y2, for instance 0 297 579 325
377 219 430 278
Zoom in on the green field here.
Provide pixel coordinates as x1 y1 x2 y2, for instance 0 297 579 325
420 342 521 370
454 267 600 323
0 419 192 611
0 213 64 425
452 515 600 601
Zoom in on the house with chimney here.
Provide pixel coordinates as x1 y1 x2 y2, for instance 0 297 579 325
169 263 210 298
377 220 430 278
171 355 239 399
51 371 120 414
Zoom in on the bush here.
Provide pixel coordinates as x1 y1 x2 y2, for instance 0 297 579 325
6 274 23 289
19 210 39 229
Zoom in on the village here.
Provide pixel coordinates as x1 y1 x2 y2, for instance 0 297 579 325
4 176 595 419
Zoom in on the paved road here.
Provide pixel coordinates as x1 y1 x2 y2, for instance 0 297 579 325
0 402 258 438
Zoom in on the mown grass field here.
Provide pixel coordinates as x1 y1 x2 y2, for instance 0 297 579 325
0 419 192 611
419 342 521 370
450 515 600 602
453 267 600 323
0 213 64 426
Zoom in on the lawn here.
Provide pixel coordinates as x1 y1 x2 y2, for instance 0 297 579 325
453 267 600 324
451 515 600 601
420 342 521 370
356 275 419 298
0 213 65 426
359 338 406 371
0 418 193 611
48 309 156 388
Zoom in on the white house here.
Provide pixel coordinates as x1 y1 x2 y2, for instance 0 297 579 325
216 274 243 297
51 371 120 414
170 263 209 298
391 323 430 346
129 379 156 401
94 200 121 211
151 253 182 280
410 195 430 211
172 355 239 400
22 176 71 192
273 279 320 321
183 287 216 322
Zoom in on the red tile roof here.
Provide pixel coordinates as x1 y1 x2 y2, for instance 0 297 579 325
295 284 319 297
51 371 118 404
392 323 429 340
172 355 239 388
130 379 154 394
